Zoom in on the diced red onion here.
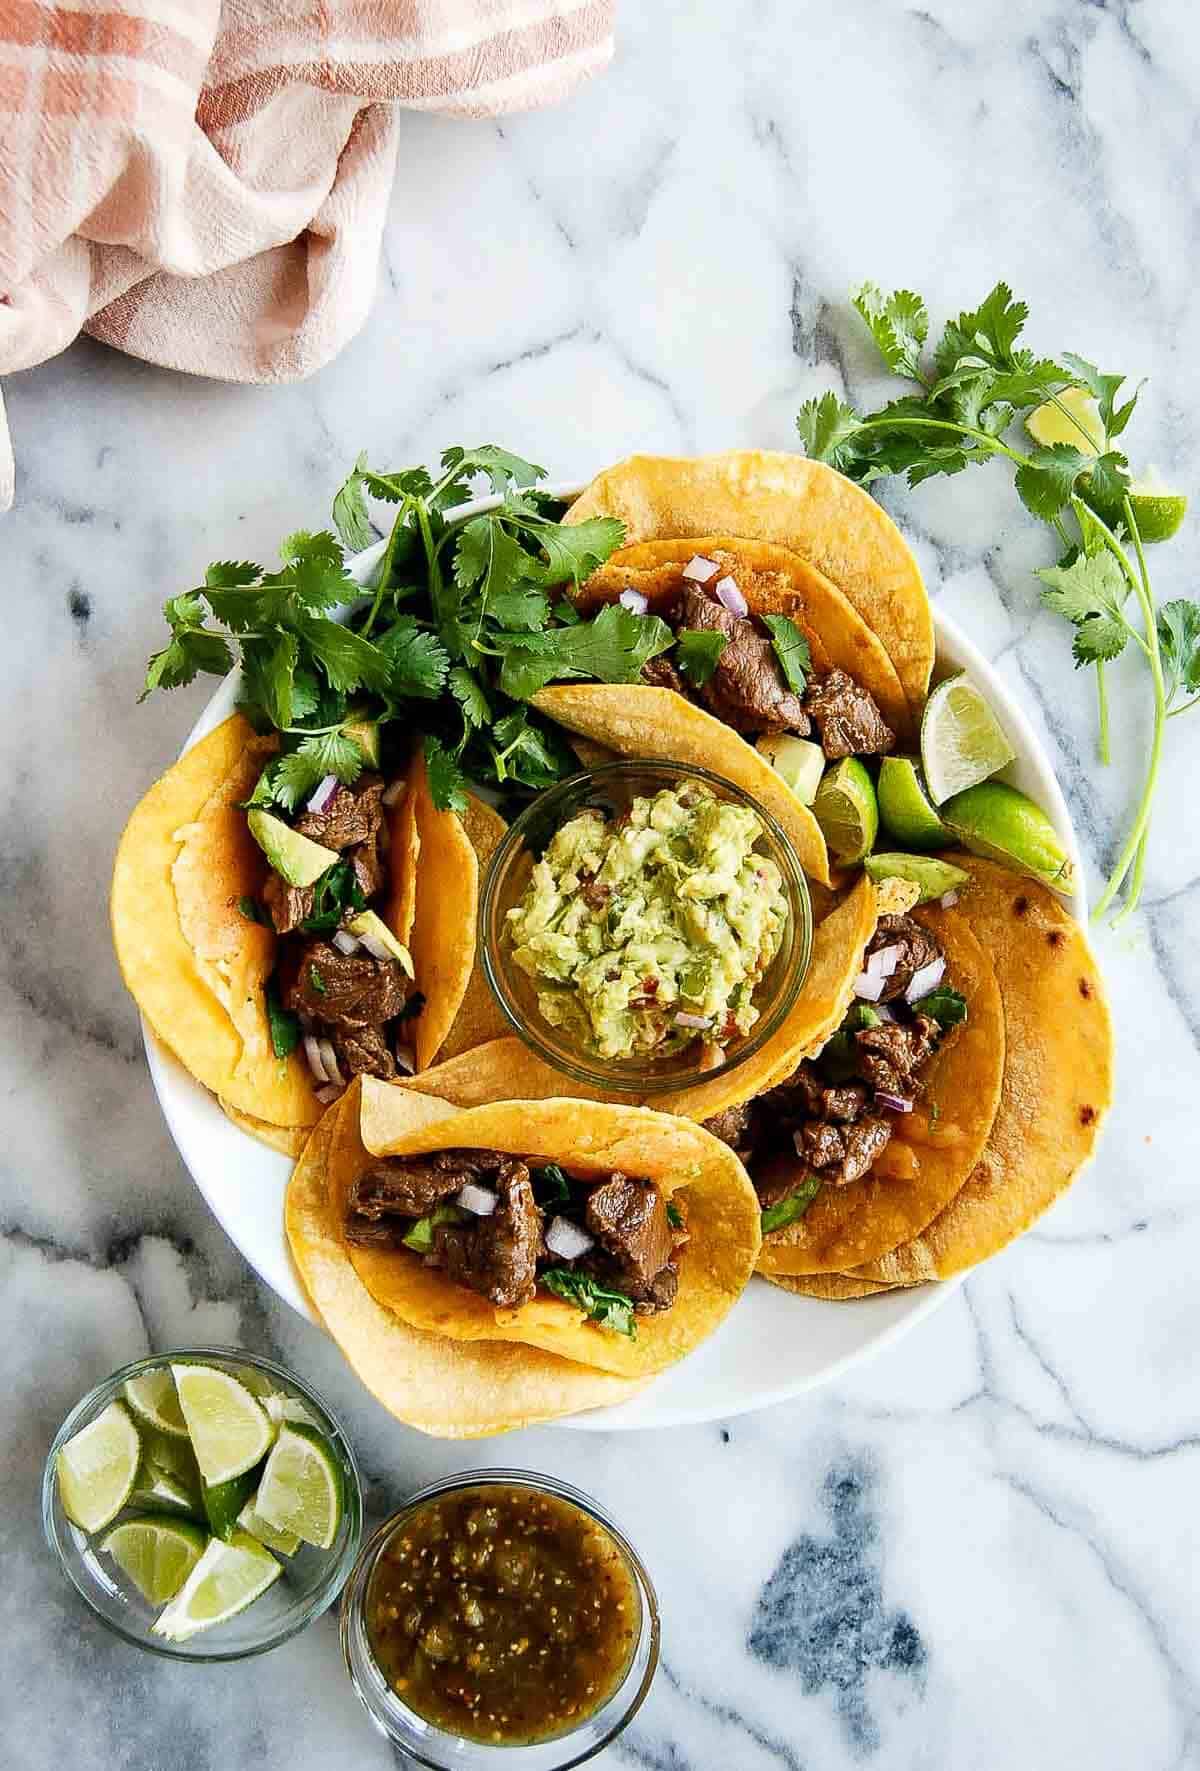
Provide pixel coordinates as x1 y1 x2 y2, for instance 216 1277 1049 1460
332 929 360 956
303 1035 329 1084
854 971 887 1002
359 933 392 963
905 956 946 1004
314 1083 343 1105
457 1182 498 1217
792 1128 808 1159
674 1011 711 1030
306 774 338 814
394 1043 415 1076
940 890 959 908
876 1092 914 1113
545 1216 595 1260
874 1003 897 1023
382 778 406 808
318 1039 346 1089
682 554 719 583
714 575 748 617
618 587 649 615
867 943 903 979
699 1041 726 1071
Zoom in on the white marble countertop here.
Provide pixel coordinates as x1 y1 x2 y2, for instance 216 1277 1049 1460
5 2 1200 1765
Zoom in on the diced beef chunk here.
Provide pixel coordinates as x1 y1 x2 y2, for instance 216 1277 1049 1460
295 774 386 851
795 1115 892 1186
633 1264 679 1315
349 829 386 901
281 939 408 1028
334 1023 397 1082
429 1161 542 1308
865 914 943 1003
261 873 314 936
702 1100 758 1156
763 1062 870 1126
854 1015 938 1097
751 1155 807 1211
676 585 810 735
641 654 694 697
346 1156 466 1225
803 668 895 758
585 1174 675 1296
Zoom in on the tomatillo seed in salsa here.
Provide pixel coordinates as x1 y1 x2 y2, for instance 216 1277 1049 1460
364 1483 640 1746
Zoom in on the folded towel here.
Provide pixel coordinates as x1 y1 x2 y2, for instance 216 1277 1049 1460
0 0 615 509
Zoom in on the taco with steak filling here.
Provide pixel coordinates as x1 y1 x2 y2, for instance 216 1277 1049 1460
298 1077 762 1381
111 714 477 1141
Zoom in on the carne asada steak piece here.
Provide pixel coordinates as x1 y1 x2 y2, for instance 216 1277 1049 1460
763 1062 870 1126
702 1100 759 1157
676 585 810 735
334 1023 397 1082
281 939 408 1028
802 668 895 758
641 654 695 697
261 872 314 936
795 1114 893 1186
429 1161 542 1308
854 1015 939 1097
865 914 943 1003
349 828 386 901
585 1174 677 1297
346 1157 467 1226
295 774 386 851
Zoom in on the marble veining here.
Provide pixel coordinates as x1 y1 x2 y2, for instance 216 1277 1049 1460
3 1 1200 1767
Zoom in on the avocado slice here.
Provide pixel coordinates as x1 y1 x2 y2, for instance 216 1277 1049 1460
347 910 415 976
755 734 825 806
342 715 382 768
247 810 339 889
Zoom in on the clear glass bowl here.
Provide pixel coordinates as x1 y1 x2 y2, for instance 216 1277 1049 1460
42 1346 364 1661
341 1469 659 1768
479 759 812 1095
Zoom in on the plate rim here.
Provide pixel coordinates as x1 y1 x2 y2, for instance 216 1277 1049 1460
143 487 1086 1432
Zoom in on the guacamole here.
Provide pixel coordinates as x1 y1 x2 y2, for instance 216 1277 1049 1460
505 784 788 1062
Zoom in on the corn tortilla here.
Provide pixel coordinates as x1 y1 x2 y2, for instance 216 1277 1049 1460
436 794 510 1063
566 450 933 713
763 1271 901 1301
404 748 479 1070
285 1093 645 1437
350 1078 762 1379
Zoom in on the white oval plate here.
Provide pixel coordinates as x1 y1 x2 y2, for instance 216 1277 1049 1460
145 489 1085 1432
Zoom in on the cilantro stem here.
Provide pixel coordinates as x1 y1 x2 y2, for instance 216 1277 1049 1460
852 414 1029 469
1111 828 1149 930
1054 507 1111 767
412 499 447 634
1168 696 1200 720
1090 497 1165 921
362 500 411 639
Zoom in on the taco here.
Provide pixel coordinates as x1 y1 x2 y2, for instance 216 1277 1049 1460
317 1076 761 1381
565 451 933 713
434 794 511 1063
111 714 477 1135
285 1090 646 1437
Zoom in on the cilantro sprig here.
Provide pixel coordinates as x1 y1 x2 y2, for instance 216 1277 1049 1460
141 446 655 814
797 283 1199 923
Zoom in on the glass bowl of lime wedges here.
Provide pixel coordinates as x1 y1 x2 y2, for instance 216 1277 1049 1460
42 1347 363 1660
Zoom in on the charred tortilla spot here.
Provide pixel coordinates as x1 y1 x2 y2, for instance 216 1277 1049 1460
1080 1105 1097 1126
1079 977 1093 999
1046 929 1066 949
1013 895 1030 916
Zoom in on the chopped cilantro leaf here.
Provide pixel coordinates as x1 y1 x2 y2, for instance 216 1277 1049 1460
676 629 728 687
919 986 968 1030
265 984 300 1059
308 966 327 997
540 1268 637 1338
761 1179 821 1236
762 614 811 694
666 1201 684 1230
531 1163 572 1206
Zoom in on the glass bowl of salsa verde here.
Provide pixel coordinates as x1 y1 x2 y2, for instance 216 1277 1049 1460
340 1470 660 1766
42 1347 363 1660
480 759 812 1095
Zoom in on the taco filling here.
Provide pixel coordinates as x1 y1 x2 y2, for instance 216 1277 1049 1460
249 771 418 1092
705 914 966 1228
633 553 897 762
344 1151 688 1332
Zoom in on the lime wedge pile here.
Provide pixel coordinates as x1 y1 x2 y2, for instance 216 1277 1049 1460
54 1361 343 1639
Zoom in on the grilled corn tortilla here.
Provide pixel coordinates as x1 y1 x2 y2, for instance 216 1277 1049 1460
840 860 1113 1285
764 1271 900 1300
347 1078 762 1380
583 536 910 740
435 794 510 1063
285 1093 645 1437
566 450 933 714
532 683 832 886
756 906 1004 1275
402 748 480 1071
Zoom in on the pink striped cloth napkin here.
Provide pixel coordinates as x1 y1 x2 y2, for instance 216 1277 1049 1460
0 0 615 509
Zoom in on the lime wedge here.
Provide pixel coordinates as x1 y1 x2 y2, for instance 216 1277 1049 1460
263 1393 321 1432
254 1423 343 1550
1026 386 1104 454
152 1531 282 1642
129 1465 202 1517
237 1496 301 1556
171 1364 273 1486
101 1515 206 1605
203 1469 261 1543
122 1368 189 1439
812 758 878 865
755 734 825 806
864 853 969 903
877 756 950 850
940 781 1076 894
921 674 1015 806
56 1400 141 1533
1127 483 1187 544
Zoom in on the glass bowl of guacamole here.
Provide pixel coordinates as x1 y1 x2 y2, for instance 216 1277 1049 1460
340 1468 659 1767
480 761 812 1094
